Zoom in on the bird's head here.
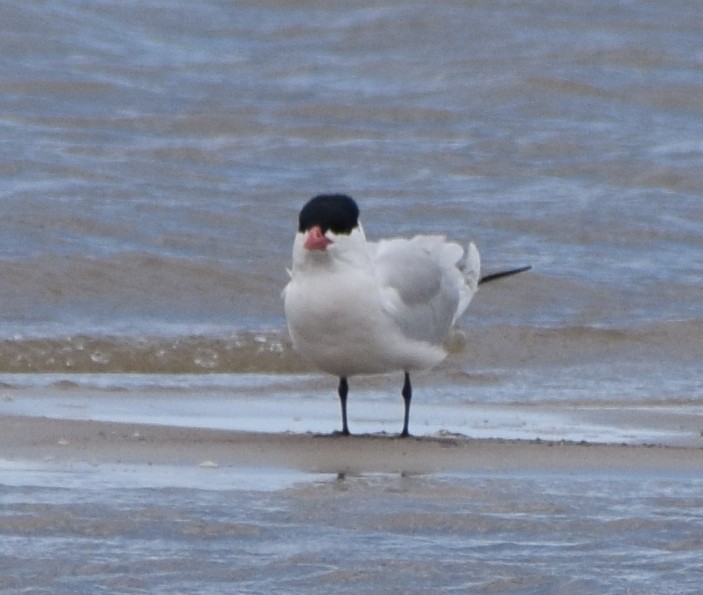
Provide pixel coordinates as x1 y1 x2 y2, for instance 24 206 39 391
292 194 367 268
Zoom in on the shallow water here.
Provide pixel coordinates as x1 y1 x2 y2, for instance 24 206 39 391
2 0 703 591
2 376 701 446
2 463 703 594
1 0 701 403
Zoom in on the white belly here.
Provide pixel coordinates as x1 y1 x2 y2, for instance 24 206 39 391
284 270 446 377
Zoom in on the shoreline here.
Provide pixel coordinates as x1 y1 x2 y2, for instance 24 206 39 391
3 414 702 476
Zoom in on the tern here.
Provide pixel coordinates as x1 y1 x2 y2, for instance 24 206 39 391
283 194 530 437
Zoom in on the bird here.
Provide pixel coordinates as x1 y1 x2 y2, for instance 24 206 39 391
283 194 530 437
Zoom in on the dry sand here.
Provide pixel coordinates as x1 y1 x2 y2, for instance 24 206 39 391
3 414 702 476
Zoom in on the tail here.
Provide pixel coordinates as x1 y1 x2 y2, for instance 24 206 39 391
463 242 481 293
453 242 481 324
455 244 531 323
479 265 532 285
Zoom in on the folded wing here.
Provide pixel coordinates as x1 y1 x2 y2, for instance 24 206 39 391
372 236 480 346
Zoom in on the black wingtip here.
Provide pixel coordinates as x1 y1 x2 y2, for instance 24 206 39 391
478 265 532 286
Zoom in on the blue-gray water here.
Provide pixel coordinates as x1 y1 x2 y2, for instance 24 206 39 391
2 465 703 594
1 0 702 592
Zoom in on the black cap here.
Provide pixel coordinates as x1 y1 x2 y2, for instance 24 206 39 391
298 194 360 235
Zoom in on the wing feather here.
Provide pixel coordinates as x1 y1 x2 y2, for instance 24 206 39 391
373 236 478 345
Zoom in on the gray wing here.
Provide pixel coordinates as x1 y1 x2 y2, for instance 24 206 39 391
372 236 477 345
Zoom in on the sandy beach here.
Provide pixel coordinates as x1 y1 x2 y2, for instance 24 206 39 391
4 413 703 593
4 414 703 475
2 376 702 593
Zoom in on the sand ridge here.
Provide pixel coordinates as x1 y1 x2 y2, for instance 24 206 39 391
3 414 702 476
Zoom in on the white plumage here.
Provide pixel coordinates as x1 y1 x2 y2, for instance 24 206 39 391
283 194 483 436
284 229 480 376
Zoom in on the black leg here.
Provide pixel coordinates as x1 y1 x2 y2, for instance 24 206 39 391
337 376 350 435
400 371 412 437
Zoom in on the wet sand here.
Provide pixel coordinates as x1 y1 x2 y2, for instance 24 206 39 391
4 414 702 475
4 413 703 593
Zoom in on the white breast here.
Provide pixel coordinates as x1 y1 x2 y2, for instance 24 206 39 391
283 229 479 377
